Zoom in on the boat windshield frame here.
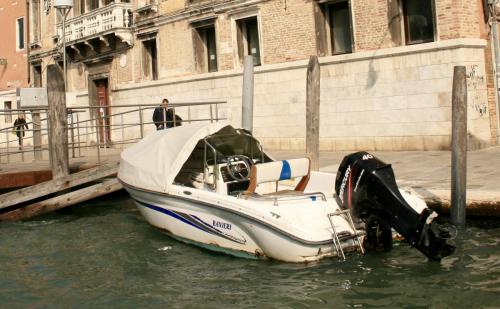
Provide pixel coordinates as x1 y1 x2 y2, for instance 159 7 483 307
203 129 266 190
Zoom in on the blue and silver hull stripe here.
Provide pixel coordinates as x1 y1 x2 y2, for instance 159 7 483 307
135 199 246 244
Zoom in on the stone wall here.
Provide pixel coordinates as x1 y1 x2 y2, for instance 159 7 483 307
86 38 492 151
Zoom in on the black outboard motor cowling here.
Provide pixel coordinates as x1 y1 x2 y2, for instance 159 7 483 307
335 151 456 261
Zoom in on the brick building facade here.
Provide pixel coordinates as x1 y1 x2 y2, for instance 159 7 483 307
17 0 500 150
0 0 28 129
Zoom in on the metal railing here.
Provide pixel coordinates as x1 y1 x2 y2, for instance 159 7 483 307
0 101 227 164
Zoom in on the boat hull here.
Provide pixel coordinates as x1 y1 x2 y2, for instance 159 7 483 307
125 186 358 263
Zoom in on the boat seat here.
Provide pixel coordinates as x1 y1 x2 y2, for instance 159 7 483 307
244 158 311 195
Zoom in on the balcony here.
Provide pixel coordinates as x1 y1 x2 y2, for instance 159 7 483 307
58 2 133 52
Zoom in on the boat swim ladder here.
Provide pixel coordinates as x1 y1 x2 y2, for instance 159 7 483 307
327 209 365 260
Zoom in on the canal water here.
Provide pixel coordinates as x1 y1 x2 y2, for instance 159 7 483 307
1 193 499 308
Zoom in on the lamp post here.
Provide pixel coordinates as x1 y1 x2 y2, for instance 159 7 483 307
54 0 73 90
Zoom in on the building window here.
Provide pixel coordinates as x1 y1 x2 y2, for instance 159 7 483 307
89 0 99 11
16 17 25 50
33 64 42 87
74 0 86 16
32 0 41 42
80 0 86 14
142 39 158 80
4 101 12 123
193 25 218 73
236 17 261 66
402 0 435 45
315 1 353 56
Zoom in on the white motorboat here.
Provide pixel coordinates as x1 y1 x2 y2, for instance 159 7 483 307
118 122 455 262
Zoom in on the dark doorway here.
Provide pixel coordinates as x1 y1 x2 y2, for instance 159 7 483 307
94 78 111 146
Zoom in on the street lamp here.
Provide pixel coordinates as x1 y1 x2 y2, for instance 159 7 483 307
54 0 73 90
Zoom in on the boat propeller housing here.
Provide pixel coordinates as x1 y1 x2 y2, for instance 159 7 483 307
335 151 456 261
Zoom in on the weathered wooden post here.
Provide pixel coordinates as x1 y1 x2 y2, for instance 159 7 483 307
242 55 254 132
306 55 320 171
32 110 43 161
451 66 467 227
46 64 69 179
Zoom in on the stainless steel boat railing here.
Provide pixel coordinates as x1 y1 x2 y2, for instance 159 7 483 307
238 191 327 206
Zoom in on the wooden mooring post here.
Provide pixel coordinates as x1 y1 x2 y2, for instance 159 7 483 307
451 66 467 227
46 64 69 179
0 65 118 222
242 55 254 132
306 55 320 171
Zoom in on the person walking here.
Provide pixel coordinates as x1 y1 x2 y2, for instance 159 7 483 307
152 98 182 130
13 113 28 150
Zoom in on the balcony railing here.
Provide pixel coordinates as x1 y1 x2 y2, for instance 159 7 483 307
58 2 133 45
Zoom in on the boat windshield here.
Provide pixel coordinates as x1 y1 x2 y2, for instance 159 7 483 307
173 125 271 188
204 126 271 164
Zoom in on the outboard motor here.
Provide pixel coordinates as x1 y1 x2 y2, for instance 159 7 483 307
335 151 456 261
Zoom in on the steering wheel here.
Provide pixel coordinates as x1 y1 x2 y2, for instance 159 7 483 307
226 155 253 181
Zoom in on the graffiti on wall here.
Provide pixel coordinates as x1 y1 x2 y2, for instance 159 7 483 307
466 65 488 117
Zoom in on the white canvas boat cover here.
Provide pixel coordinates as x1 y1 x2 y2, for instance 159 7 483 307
118 122 228 192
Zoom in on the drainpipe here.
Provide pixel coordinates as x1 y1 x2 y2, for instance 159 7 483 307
490 1 500 144
26 0 30 86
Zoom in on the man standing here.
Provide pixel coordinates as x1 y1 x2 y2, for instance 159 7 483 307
152 98 181 130
13 113 29 150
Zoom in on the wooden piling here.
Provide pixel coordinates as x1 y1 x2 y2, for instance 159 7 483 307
451 66 467 227
242 55 254 132
306 55 320 171
46 64 69 179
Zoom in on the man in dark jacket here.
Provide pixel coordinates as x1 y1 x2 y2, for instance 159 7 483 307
152 98 182 130
13 113 28 150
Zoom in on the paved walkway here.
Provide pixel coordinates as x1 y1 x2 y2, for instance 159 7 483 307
1 146 499 215
0 148 122 174
272 147 500 216
272 147 500 192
